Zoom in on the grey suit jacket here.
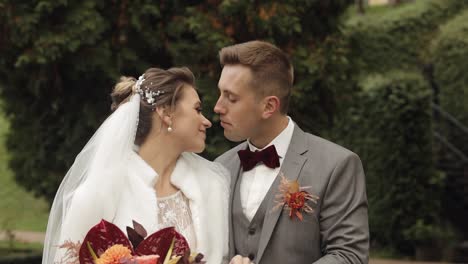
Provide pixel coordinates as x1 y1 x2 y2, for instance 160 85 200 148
215 124 369 264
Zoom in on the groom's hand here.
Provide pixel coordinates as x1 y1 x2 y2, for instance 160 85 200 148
229 255 253 264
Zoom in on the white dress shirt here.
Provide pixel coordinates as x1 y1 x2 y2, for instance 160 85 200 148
240 117 294 221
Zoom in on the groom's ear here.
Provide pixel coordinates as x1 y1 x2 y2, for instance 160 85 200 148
261 95 281 119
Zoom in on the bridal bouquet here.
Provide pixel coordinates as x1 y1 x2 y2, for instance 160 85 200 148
59 220 205 264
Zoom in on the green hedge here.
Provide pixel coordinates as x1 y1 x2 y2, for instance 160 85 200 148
332 72 445 253
344 0 468 77
430 9 468 153
337 0 468 256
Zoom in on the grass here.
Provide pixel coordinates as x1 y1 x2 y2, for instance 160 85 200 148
0 240 43 253
0 105 49 233
370 247 406 260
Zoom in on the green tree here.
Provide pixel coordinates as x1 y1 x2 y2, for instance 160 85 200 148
339 0 468 255
430 9 468 154
0 0 353 203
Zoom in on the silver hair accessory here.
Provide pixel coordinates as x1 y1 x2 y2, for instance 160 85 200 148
134 74 165 109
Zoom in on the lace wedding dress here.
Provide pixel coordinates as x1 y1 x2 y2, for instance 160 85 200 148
157 191 197 251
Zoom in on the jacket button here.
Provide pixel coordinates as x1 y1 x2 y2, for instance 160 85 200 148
248 253 255 260
248 227 255 235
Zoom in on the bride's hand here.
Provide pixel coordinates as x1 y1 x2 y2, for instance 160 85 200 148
229 255 253 264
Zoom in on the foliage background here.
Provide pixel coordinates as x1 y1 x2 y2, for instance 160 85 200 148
336 0 468 256
1 0 467 259
0 0 354 203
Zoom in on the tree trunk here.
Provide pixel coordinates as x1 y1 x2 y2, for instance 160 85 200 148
356 0 365 14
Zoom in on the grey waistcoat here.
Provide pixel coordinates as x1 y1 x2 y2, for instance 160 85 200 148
232 173 274 262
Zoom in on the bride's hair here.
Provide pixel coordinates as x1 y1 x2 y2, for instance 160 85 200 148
110 67 195 145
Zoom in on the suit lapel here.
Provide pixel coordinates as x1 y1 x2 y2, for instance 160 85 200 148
256 125 308 263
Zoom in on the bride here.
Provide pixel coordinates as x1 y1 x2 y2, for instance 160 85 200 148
42 67 230 263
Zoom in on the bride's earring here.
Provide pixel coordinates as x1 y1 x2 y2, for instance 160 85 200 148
167 120 173 132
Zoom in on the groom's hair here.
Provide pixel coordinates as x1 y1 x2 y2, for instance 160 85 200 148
219 40 294 114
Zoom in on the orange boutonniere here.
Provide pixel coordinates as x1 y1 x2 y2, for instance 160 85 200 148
274 174 319 221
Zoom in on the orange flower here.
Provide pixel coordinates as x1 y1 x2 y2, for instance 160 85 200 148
95 244 132 264
274 174 319 221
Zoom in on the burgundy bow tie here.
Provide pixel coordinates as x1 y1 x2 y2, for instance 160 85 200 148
238 145 280 171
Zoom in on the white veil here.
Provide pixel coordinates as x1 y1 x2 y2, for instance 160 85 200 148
42 93 141 263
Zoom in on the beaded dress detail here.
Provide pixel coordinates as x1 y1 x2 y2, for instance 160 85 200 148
157 191 197 250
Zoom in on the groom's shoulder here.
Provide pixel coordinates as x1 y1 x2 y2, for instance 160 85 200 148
298 128 358 160
215 142 246 165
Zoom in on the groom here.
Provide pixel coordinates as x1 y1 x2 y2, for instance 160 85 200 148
214 41 369 264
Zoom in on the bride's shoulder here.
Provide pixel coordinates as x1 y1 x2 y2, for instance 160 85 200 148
182 152 230 188
181 152 223 169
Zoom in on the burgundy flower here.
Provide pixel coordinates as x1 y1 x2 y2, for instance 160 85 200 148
79 220 190 264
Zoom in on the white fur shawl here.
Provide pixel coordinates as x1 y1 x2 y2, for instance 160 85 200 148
59 152 230 264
